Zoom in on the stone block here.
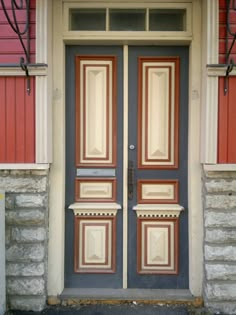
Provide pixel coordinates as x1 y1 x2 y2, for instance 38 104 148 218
205 283 236 301
8 296 46 311
205 244 236 261
12 227 46 242
205 195 236 210
205 171 236 179
205 179 236 193
15 194 47 208
6 209 45 225
6 263 45 276
10 170 31 176
31 170 49 176
205 228 236 243
5 195 15 209
205 263 236 280
206 302 236 315
205 211 236 228
0 170 9 176
0 176 47 193
5 228 11 245
6 244 45 262
7 278 45 295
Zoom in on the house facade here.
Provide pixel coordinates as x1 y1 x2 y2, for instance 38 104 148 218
0 0 236 314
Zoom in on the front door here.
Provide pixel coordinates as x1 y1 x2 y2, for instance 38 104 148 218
65 45 189 289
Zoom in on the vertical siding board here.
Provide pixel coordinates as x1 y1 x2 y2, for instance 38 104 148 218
25 77 35 162
15 78 26 162
0 77 35 163
0 78 6 162
5 77 16 162
228 77 236 162
218 77 229 163
0 0 36 63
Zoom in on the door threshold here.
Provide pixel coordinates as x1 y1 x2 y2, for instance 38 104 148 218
59 289 202 307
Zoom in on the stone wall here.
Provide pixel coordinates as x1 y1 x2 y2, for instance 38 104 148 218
203 168 236 314
0 169 49 311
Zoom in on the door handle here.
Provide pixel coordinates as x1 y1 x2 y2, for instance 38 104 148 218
128 160 134 200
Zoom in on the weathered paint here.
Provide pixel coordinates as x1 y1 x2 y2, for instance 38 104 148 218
0 0 36 63
0 77 35 163
218 76 236 163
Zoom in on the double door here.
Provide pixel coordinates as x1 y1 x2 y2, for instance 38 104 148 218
65 45 189 289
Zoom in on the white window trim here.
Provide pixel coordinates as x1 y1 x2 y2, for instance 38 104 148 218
200 0 219 164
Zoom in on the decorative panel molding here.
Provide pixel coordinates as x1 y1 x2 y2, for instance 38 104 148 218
137 218 179 274
138 57 179 169
137 179 179 204
69 202 121 217
133 204 184 218
75 178 116 202
76 56 117 167
74 216 116 273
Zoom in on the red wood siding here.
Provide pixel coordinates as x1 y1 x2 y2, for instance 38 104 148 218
0 77 35 163
219 0 236 64
0 0 36 64
218 1 236 163
218 77 236 163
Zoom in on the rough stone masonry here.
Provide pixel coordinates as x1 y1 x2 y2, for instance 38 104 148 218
0 169 49 311
2 167 236 314
202 168 236 314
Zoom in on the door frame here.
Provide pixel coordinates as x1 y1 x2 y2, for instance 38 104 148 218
49 0 203 297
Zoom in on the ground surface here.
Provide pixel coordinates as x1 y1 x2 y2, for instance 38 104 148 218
7 304 213 315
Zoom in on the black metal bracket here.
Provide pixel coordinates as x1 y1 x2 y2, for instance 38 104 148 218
224 0 236 94
0 0 31 94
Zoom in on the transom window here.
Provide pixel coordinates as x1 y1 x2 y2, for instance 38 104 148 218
69 7 187 32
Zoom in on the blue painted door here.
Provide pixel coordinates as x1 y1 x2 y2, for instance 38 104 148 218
65 45 189 289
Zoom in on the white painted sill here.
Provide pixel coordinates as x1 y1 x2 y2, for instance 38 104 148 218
203 164 236 172
0 164 50 170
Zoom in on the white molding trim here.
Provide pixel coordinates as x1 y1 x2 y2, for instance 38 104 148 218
69 202 121 216
48 0 65 296
36 0 53 163
200 0 219 164
0 191 5 315
188 0 203 296
203 164 236 172
133 204 184 218
0 66 47 76
207 66 236 77
0 164 49 170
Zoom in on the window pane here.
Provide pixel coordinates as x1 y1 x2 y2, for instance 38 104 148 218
149 9 186 31
70 9 106 31
110 9 146 31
